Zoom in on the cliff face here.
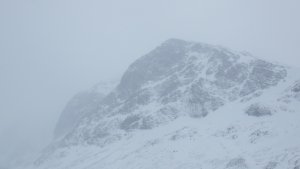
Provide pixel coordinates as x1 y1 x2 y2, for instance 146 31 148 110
36 39 300 169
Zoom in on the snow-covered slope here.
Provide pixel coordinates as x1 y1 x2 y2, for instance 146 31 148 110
34 39 300 169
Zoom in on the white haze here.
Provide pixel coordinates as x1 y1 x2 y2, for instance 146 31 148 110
0 0 299 168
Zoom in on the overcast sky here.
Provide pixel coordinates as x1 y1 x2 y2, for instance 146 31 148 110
0 0 300 166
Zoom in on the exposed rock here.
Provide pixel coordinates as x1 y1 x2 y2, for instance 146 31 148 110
278 80 300 103
226 158 248 169
245 103 272 117
292 81 300 93
250 129 270 143
264 162 277 169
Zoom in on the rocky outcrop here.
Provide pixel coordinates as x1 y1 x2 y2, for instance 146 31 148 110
245 103 272 117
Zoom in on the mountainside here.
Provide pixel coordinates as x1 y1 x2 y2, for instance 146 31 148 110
34 39 300 169
54 81 118 139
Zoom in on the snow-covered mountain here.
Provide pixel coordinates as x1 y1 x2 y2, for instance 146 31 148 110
34 39 300 169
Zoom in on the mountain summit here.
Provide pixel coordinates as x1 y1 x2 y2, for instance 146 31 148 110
36 39 300 169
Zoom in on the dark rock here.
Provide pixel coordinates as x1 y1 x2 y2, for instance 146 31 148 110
226 158 248 169
264 162 277 169
245 103 272 117
292 82 300 93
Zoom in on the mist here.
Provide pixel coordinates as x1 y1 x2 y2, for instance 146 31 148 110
0 0 300 168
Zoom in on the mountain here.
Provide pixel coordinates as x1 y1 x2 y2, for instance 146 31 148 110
54 80 118 139
34 39 300 169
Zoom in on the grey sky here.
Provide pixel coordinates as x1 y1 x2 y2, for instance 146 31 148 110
0 0 300 166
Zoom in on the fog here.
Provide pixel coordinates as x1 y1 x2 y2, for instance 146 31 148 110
0 0 300 167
